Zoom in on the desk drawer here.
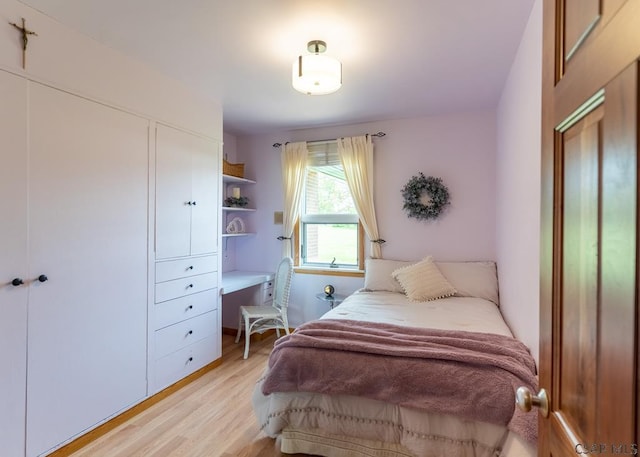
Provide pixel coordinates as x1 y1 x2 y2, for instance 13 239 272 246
155 334 219 391
155 272 217 303
155 289 218 330
155 310 217 358
156 255 217 283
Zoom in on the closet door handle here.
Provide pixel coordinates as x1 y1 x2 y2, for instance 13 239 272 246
11 278 24 287
37 274 48 283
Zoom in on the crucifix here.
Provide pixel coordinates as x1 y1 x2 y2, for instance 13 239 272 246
9 17 37 69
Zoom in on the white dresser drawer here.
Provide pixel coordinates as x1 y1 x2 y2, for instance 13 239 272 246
154 335 219 391
156 255 217 283
155 272 217 303
263 286 274 303
155 310 217 358
155 289 218 330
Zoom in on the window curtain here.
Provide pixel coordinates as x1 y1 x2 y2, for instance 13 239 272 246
337 135 384 258
280 141 308 258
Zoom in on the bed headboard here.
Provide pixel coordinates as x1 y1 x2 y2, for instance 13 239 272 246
363 258 500 305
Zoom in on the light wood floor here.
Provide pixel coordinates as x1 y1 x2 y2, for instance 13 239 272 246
70 334 310 457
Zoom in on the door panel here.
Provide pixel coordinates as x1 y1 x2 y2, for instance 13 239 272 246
559 106 602 442
27 82 149 457
541 0 640 453
0 69 28 457
190 136 219 256
598 63 636 444
563 0 600 61
156 124 193 259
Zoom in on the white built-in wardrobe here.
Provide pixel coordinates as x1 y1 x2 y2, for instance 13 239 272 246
0 63 221 457
1 2 224 454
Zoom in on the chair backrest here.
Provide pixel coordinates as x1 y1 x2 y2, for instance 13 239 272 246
272 257 293 313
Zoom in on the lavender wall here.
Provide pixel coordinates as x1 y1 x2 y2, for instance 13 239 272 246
496 0 542 363
221 112 497 328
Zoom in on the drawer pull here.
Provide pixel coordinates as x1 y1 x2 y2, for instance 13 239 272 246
186 330 193 337
186 305 194 311
37 274 48 283
187 284 194 289
187 357 193 364
187 265 194 271
11 278 24 287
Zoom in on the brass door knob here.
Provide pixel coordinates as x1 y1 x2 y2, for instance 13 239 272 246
516 386 549 418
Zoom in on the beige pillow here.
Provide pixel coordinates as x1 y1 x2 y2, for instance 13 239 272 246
392 257 457 302
436 261 500 305
363 258 412 293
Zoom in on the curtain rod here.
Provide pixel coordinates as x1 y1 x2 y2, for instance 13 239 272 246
272 131 386 148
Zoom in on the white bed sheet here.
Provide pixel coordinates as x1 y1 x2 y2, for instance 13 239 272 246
253 291 536 457
321 290 514 337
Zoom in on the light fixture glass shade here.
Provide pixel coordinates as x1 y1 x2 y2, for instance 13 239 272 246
292 54 342 95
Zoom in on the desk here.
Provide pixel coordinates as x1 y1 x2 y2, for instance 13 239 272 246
221 270 275 295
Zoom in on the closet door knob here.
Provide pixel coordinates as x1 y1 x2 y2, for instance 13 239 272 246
191 201 197 206
186 201 192 206
11 278 24 287
37 274 48 283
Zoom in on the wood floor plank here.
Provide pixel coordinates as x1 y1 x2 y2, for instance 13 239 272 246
69 334 311 457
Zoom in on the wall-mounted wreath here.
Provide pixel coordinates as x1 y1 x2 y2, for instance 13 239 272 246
401 173 450 221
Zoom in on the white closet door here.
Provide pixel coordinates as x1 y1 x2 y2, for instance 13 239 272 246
155 124 194 259
190 136 219 255
26 83 149 457
0 70 28 457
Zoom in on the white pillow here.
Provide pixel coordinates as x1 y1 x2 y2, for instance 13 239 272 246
435 261 500 305
391 257 457 302
363 258 412 293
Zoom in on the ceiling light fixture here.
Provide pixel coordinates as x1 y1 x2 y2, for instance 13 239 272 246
292 40 342 95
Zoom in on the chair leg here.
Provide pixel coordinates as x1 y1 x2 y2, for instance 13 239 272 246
275 327 281 338
243 317 251 359
235 310 243 344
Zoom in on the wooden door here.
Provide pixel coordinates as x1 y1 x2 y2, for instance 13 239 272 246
0 70 28 457
26 82 149 457
540 1 639 454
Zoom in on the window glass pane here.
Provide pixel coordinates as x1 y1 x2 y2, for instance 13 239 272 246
303 223 358 266
305 167 356 215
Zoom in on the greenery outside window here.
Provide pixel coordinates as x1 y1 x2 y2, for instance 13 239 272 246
295 143 364 276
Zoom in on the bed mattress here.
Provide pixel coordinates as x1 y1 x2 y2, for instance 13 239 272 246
253 290 537 457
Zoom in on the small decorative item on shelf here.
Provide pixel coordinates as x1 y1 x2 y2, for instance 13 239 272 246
226 217 246 234
224 196 249 208
223 159 245 178
324 284 335 297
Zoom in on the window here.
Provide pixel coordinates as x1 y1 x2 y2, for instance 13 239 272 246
295 142 364 273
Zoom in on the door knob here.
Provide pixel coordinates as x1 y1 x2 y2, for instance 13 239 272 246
37 274 48 283
11 278 24 287
516 386 549 417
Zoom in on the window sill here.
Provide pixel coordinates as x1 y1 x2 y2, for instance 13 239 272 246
294 266 364 278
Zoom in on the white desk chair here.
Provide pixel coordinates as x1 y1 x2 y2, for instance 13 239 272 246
235 257 293 359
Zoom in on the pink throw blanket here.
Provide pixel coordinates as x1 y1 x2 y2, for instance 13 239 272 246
262 319 538 445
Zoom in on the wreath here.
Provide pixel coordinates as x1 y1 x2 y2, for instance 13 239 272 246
401 173 450 221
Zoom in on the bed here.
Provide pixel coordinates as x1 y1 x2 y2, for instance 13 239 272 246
252 258 538 457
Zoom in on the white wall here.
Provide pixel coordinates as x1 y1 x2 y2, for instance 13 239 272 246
222 112 498 328
496 0 542 363
0 0 222 139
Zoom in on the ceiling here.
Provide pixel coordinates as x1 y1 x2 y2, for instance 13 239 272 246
19 0 536 136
